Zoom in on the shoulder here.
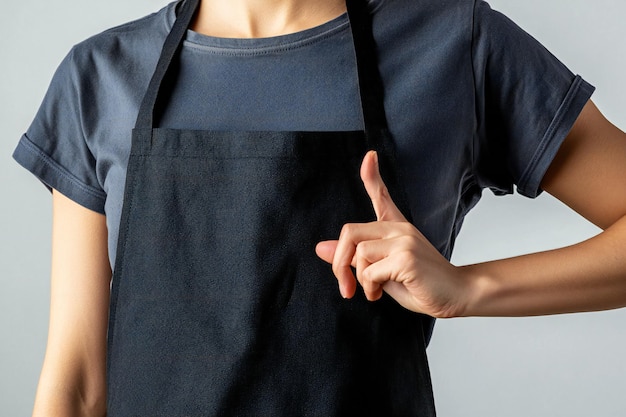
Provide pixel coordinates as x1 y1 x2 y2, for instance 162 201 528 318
371 0 477 47
370 0 478 59
65 2 176 78
372 0 477 17
47 1 179 131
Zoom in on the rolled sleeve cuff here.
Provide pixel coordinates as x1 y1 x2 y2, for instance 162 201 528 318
517 75 595 198
13 134 106 214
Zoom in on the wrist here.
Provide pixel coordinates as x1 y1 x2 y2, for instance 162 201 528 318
454 263 499 318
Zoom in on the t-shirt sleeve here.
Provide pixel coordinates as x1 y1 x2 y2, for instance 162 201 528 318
471 0 595 198
13 47 107 214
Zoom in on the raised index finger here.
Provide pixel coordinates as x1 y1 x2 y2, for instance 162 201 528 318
360 151 406 222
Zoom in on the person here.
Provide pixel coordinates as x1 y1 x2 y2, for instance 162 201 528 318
12 0 626 415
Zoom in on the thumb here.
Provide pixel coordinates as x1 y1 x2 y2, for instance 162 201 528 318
315 240 337 264
360 151 406 221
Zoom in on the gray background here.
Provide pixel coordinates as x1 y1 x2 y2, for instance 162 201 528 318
1 0 624 415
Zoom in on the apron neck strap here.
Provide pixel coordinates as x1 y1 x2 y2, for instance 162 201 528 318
135 0 200 129
347 1 413 223
134 0 388 133
346 0 389 134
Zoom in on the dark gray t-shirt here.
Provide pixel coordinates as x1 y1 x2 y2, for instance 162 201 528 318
14 0 594 268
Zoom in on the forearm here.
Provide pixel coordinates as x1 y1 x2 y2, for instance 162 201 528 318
461 214 626 317
32 302 108 417
33 337 107 417
33 368 106 417
32 191 111 417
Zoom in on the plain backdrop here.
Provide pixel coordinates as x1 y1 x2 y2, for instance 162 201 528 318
1 0 625 415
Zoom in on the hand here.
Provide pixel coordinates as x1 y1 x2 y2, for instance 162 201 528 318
315 151 469 318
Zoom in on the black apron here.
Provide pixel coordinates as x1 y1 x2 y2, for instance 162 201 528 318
107 0 436 415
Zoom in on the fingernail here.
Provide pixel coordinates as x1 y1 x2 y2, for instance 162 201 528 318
373 150 379 167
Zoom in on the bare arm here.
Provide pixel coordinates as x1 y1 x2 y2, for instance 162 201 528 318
461 100 626 316
317 100 626 318
32 190 110 417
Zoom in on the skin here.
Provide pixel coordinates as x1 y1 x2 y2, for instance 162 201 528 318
31 1 626 416
33 191 110 417
33 3 351 416
316 101 626 317
191 0 347 37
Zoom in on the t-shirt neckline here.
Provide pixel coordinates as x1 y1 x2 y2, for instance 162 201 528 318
163 3 350 54
186 14 349 54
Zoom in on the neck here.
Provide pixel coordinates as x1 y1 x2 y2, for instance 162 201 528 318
191 0 347 38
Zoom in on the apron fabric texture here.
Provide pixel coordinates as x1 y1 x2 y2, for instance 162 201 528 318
107 0 436 415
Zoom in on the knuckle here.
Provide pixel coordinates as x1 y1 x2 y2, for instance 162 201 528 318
398 234 413 245
360 265 371 282
398 235 419 252
396 249 416 266
358 271 373 292
340 223 356 239
363 279 377 294
331 262 343 277
379 184 390 200
355 241 368 258
399 222 417 235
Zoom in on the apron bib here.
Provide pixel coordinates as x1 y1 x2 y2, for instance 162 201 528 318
107 0 436 415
